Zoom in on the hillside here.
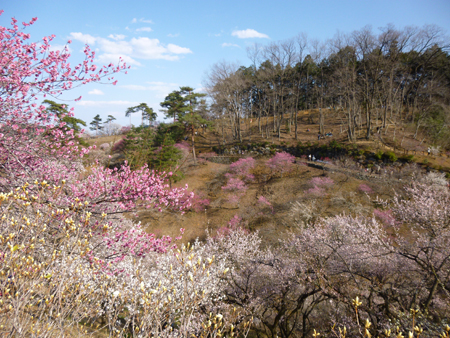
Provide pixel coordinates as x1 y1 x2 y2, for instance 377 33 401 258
89 108 450 244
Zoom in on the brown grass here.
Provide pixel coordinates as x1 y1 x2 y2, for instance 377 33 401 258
138 157 398 246
90 110 449 245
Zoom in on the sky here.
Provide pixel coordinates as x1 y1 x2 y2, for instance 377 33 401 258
3 0 450 130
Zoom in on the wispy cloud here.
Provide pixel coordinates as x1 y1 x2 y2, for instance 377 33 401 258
131 18 153 24
136 27 153 32
70 32 96 44
209 31 223 37
232 29 269 39
88 89 104 95
168 33 179 38
69 32 192 63
108 34 126 41
97 54 142 66
222 42 240 48
167 44 192 54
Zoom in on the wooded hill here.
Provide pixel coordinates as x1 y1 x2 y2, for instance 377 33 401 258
204 24 450 150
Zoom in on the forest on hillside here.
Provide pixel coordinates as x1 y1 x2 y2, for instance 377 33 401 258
205 25 450 149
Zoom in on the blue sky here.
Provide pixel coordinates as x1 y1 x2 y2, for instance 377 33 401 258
3 0 450 129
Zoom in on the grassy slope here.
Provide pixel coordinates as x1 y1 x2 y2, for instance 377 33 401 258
89 109 450 244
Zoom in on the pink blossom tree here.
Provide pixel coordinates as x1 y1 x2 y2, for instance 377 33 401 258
358 183 374 194
257 195 274 214
220 158 256 207
0 12 191 213
190 189 211 212
226 157 255 182
309 176 334 188
222 177 248 206
0 14 203 336
266 152 295 177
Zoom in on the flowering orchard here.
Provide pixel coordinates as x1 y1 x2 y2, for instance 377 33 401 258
0 187 252 337
2 13 450 337
0 14 253 337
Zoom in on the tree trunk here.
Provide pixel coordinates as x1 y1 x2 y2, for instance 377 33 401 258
192 126 197 165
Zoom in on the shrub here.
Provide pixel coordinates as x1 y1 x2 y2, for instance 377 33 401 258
191 190 211 212
120 125 131 134
257 195 274 214
373 208 396 226
358 183 374 194
227 157 255 182
267 151 295 177
111 138 126 152
306 185 327 197
374 151 383 160
383 151 398 162
99 142 110 150
222 178 247 193
310 176 334 188
400 154 415 162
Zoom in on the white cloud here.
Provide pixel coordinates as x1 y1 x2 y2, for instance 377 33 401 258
130 37 192 60
131 18 153 24
232 29 269 39
70 33 192 63
167 44 192 54
76 100 138 107
88 89 104 95
98 39 133 54
136 27 153 32
70 32 97 45
168 33 179 38
222 42 240 48
97 54 142 66
108 34 126 41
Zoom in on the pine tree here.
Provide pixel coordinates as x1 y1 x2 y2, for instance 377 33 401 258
42 100 86 132
126 103 155 126
42 100 88 145
89 114 103 135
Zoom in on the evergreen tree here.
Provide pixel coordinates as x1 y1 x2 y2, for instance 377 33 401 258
89 114 103 135
126 103 155 126
42 100 87 132
42 100 88 145
105 114 116 124
123 126 155 168
152 137 183 182
160 90 186 122
178 87 208 164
